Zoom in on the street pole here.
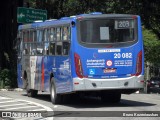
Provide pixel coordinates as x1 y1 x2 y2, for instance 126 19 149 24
145 61 150 93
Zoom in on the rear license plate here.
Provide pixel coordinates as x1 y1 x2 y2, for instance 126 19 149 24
103 68 116 73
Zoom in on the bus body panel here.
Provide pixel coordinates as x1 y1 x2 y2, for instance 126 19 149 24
73 43 142 78
71 15 144 92
43 56 52 92
17 63 23 88
53 56 73 93
19 55 73 93
73 75 144 91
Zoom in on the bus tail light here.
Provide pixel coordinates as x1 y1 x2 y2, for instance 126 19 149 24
135 51 142 76
74 53 83 78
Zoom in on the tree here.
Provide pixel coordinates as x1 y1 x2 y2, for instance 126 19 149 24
143 27 160 64
27 0 160 40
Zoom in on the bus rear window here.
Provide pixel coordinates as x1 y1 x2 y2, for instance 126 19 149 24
79 19 136 44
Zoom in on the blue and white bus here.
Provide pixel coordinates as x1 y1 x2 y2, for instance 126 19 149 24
17 12 144 104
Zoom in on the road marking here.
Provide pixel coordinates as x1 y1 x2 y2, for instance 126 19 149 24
0 100 17 104
0 105 38 110
0 96 12 100
0 103 29 107
30 109 46 111
0 96 53 120
18 99 53 111
53 105 58 108
17 99 54 120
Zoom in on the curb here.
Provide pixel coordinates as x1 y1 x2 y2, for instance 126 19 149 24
0 88 24 92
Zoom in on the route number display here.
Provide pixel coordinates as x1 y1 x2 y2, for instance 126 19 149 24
115 20 134 29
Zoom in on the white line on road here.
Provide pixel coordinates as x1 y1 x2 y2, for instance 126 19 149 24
17 99 53 111
53 105 58 108
0 105 38 110
0 96 12 100
0 96 53 120
0 99 18 104
29 109 46 111
0 103 29 107
12 99 53 120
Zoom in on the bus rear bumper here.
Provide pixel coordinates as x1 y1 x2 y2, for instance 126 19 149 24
73 75 144 91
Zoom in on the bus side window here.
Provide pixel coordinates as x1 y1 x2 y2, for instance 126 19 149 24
49 42 55 55
36 29 44 55
49 27 56 55
56 28 61 41
23 30 30 55
50 28 56 41
31 43 37 55
55 27 62 55
37 42 43 55
61 26 70 55
30 30 37 55
63 42 70 55
43 28 50 55
29 30 33 42
56 42 62 55
23 43 29 55
23 31 29 42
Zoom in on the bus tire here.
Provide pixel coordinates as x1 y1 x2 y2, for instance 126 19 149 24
23 71 28 89
101 91 121 103
62 94 71 104
27 89 38 97
50 77 62 104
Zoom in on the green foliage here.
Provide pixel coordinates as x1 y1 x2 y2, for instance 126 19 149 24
27 0 160 38
0 69 11 88
143 27 160 64
0 69 17 89
28 0 37 8
4 52 9 62
27 0 160 39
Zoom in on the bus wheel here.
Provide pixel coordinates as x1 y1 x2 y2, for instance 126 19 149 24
23 71 28 89
101 91 121 103
50 77 62 104
27 89 38 97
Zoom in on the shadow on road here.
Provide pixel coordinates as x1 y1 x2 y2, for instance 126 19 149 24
22 93 156 108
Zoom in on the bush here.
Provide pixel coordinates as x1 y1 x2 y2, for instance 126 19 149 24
143 27 160 63
0 69 17 89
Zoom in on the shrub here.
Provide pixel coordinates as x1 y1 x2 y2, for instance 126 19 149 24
0 69 11 88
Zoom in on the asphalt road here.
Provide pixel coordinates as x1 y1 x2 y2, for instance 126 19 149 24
0 91 160 120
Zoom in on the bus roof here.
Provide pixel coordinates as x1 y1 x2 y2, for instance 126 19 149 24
18 13 139 30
